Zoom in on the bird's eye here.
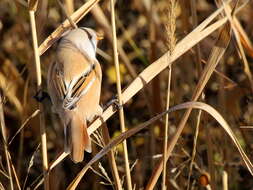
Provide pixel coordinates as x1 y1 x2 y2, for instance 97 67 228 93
81 28 96 51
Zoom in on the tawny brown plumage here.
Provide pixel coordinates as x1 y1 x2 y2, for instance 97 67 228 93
47 28 102 163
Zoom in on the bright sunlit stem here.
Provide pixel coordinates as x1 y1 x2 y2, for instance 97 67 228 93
110 0 133 190
29 10 49 190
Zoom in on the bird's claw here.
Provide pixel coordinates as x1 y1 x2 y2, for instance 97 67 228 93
103 98 123 111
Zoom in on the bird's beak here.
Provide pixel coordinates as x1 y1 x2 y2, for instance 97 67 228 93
96 32 104 41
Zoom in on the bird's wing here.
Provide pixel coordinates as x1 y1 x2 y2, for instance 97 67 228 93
60 61 97 110
53 64 67 100
48 61 67 110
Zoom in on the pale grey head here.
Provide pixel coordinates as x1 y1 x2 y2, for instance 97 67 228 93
59 27 98 60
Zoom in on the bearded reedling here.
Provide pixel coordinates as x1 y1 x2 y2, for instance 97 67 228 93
47 28 102 163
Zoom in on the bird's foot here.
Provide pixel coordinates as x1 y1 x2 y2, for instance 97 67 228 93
103 98 123 112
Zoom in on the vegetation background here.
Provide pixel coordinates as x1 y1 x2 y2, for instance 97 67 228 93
0 0 253 189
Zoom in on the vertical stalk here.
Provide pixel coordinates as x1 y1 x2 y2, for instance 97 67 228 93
149 0 159 169
110 0 132 189
163 1 176 189
0 94 14 190
187 1 203 189
29 10 49 190
206 126 216 190
222 171 228 190
65 0 74 15
186 110 201 190
162 65 171 190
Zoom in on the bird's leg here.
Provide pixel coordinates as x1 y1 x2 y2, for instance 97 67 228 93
88 98 123 125
102 97 122 112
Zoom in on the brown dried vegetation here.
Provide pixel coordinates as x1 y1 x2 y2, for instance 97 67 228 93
0 0 253 189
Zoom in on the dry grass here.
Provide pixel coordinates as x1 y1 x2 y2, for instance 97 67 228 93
1 0 253 189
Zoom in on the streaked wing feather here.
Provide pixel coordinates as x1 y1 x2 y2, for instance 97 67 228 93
63 63 96 110
52 63 67 100
71 70 95 98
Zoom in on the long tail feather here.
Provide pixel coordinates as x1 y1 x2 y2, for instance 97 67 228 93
65 114 91 163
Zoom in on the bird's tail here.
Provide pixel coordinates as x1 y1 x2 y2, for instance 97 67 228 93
65 113 91 163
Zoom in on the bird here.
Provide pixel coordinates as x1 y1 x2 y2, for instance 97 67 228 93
47 27 102 163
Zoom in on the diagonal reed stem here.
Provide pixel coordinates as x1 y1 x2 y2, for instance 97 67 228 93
110 0 133 189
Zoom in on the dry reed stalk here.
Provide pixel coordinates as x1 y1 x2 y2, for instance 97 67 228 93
234 18 253 57
28 1 49 189
65 0 74 15
48 152 69 171
115 14 153 181
179 0 191 33
148 0 156 170
200 59 237 88
0 94 14 190
91 3 153 120
90 3 153 115
145 17 232 190
57 0 77 29
116 17 147 65
0 74 23 114
222 1 253 93
222 171 228 190
110 0 133 189
187 110 202 190
162 0 176 189
8 152 21 190
17 78 30 176
187 1 203 189
162 46 171 190
206 126 216 190
90 4 137 79
190 0 202 74
217 55 226 189
101 124 122 190
240 126 253 129
8 110 40 145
